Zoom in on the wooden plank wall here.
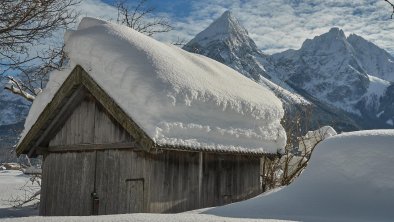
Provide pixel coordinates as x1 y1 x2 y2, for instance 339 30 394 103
42 93 262 216
42 149 261 215
145 151 260 213
145 150 200 213
49 95 132 147
200 153 261 208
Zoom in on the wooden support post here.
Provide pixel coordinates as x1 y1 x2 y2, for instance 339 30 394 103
198 152 203 207
261 156 266 192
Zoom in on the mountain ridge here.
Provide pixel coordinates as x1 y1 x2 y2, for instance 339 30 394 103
183 11 394 131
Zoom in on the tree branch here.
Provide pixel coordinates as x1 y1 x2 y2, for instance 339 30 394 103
385 0 394 19
4 76 35 102
115 0 173 36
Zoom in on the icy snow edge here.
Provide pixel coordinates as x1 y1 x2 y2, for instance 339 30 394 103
19 17 286 154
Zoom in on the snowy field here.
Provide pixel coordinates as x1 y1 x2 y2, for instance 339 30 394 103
0 170 39 218
2 130 394 221
0 214 293 222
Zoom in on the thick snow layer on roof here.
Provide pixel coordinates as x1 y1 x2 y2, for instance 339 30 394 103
19 17 286 154
205 129 394 221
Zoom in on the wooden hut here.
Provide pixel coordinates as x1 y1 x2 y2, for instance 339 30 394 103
16 18 285 216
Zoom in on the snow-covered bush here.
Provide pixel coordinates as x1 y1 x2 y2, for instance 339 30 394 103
261 108 337 190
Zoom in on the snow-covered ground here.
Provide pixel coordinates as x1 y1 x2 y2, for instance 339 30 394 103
2 130 394 221
0 214 294 222
0 170 39 218
204 130 394 222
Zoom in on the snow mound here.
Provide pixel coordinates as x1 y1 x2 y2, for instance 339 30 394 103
205 130 394 222
298 126 337 155
20 17 286 154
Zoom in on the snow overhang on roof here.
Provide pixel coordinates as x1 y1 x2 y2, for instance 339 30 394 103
17 17 286 156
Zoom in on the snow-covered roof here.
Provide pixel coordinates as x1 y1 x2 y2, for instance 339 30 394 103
18 17 286 155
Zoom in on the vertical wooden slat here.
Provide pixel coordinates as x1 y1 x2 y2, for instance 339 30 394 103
39 154 50 215
198 152 203 207
41 152 95 216
49 95 133 147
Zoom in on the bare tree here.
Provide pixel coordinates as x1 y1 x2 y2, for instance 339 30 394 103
4 46 67 102
261 105 337 191
3 0 177 102
385 0 394 19
1 0 80 101
7 174 41 208
115 0 173 36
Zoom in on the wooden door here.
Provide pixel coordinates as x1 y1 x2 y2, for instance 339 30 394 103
40 152 96 216
125 179 144 213
94 149 145 215
41 149 144 216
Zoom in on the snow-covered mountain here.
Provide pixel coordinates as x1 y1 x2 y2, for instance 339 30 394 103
272 28 377 113
347 34 394 82
184 11 394 130
270 28 394 127
183 11 309 108
184 11 270 81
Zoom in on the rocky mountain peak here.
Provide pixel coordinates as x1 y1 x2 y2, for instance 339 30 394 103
347 33 364 42
328 27 345 37
184 10 260 53
301 27 350 55
183 11 268 81
347 33 394 82
269 27 394 126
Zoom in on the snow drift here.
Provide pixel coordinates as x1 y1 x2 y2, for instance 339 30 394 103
19 17 286 154
205 130 394 222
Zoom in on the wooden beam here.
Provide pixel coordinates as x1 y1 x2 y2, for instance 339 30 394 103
17 66 83 156
28 86 87 157
47 142 140 153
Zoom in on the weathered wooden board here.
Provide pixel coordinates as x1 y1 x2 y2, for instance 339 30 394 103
49 95 133 147
144 151 260 213
145 150 200 213
43 94 261 216
41 149 261 216
125 179 144 213
199 153 261 208
40 152 96 216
